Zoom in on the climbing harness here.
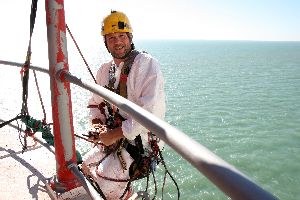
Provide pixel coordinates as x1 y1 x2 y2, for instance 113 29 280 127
86 50 180 199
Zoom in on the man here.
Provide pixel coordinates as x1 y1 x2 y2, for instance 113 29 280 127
82 11 166 200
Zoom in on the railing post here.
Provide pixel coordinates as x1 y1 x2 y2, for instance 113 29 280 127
45 0 80 191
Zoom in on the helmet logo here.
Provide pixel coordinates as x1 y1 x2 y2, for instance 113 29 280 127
118 21 125 29
110 21 130 31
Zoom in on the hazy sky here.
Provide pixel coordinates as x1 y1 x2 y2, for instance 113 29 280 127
1 0 300 42
64 0 300 41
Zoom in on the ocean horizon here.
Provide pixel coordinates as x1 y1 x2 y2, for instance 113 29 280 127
1 40 299 199
72 40 300 199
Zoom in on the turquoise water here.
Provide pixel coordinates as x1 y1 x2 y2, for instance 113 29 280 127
71 40 300 199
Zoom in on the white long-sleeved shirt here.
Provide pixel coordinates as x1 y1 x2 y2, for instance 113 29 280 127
88 52 166 145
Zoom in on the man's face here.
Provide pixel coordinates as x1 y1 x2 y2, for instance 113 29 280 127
105 32 131 59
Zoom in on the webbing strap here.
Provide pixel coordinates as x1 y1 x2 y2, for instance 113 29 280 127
1 1 39 129
117 50 140 98
21 0 39 116
114 51 146 162
29 0 38 37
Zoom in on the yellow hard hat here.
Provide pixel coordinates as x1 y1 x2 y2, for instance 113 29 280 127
101 11 133 36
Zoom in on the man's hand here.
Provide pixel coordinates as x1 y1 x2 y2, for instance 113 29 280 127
81 162 91 176
86 123 107 142
98 126 124 146
86 124 125 146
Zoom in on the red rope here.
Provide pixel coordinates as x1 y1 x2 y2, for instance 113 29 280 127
33 70 47 122
66 24 97 83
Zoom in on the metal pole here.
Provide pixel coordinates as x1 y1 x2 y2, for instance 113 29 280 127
60 71 278 200
0 61 278 199
45 0 80 191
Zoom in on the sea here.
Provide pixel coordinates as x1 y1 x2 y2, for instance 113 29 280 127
1 40 299 200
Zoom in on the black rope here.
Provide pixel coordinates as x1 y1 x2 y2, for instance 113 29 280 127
120 181 131 199
146 172 150 193
89 146 180 199
158 148 180 200
151 170 158 200
0 115 23 128
76 164 107 200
